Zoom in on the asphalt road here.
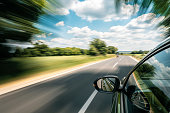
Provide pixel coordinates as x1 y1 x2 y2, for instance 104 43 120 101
0 56 137 113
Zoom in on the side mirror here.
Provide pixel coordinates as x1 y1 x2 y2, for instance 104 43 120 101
93 75 120 93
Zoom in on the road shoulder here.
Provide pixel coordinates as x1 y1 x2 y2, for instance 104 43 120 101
0 58 113 96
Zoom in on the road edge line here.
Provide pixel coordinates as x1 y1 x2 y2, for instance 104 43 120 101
129 56 139 62
0 58 113 96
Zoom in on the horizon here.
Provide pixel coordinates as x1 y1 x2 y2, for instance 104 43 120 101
2 0 167 51
32 0 165 51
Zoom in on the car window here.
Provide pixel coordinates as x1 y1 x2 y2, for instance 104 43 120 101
126 47 170 113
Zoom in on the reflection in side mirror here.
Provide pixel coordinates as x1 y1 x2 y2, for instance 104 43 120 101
93 75 120 93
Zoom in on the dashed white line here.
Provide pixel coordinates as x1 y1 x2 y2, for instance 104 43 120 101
79 56 137 113
113 62 118 68
78 62 118 113
78 90 98 113
0 58 113 96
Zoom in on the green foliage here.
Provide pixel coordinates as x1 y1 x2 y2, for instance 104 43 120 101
0 0 61 58
90 38 106 50
0 54 116 83
107 46 118 54
131 50 149 54
14 43 89 57
89 38 118 56
89 45 100 56
99 47 108 55
13 39 119 57
15 47 23 57
80 49 89 55
0 0 45 58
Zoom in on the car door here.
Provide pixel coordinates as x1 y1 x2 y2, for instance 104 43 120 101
121 47 170 113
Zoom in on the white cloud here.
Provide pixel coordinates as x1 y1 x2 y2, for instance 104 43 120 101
54 0 138 21
54 0 77 15
71 0 139 21
55 21 65 26
66 13 165 50
50 37 91 48
67 26 102 38
34 13 165 50
126 13 164 30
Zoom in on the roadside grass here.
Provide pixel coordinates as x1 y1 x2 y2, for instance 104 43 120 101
0 54 115 84
123 54 145 60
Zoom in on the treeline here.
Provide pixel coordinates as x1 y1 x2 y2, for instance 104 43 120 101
14 38 118 57
89 38 118 56
15 44 89 57
131 50 149 54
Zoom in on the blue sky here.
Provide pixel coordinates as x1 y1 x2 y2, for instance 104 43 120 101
33 0 165 51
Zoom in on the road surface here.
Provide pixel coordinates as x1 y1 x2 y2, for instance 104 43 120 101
0 56 137 113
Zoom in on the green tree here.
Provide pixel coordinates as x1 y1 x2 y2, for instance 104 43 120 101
44 51 53 56
131 50 148 54
31 49 41 56
23 49 32 57
33 43 49 56
89 38 107 55
89 45 100 56
107 46 118 54
71 47 82 55
14 47 23 57
99 47 108 55
13 43 103 57
80 49 89 55
64 47 72 56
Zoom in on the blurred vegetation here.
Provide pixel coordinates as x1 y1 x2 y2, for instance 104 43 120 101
115 0 170 38
89 38 118 56
0 0 60 58
14 43 89 57
14 38 118 57
0 0 44 57
0 54 116 84
0 38 118 83
131 50 149 54
1 0 169 58
121 50 148 60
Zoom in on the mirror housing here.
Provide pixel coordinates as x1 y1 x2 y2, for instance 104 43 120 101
93 75 120 93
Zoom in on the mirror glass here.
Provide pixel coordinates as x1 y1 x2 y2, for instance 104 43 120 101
97 77 116 92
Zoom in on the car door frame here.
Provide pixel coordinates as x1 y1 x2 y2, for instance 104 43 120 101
114 38 170 113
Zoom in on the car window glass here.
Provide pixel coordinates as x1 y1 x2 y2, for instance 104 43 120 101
126 47 170 113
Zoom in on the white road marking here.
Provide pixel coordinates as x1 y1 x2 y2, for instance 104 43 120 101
78 90 98 113
129 56 139 62
0 58 113 96
78 62 118 113
113 62 118 68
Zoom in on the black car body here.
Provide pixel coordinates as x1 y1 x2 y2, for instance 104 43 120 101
93 37 170 113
